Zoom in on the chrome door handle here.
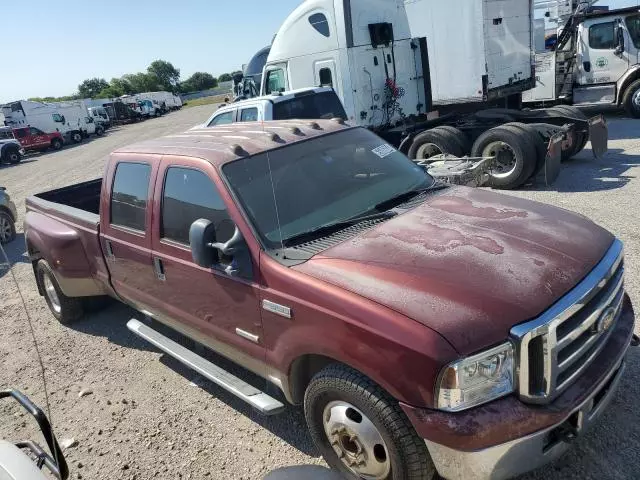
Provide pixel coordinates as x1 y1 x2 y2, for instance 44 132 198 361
153 257 166 282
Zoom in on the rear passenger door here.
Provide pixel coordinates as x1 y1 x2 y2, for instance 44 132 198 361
148 158 266 375
100 157 159 311
207 110 235 127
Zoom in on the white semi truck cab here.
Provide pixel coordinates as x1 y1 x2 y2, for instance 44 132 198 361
258 0 607 190
524 1 640 117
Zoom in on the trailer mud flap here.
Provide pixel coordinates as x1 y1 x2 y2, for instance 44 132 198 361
589 115 608 159
542 134 563 186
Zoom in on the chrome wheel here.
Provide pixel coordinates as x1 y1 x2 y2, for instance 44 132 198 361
0 215 13 243
415 142 443 161
633 89 640 108
43 273 61 314
323 401 390 479
483 141 517 178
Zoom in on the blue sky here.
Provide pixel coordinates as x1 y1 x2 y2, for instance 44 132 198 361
0 0 302 102
0 0 638 103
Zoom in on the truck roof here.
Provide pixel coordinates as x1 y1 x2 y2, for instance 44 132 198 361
584 6 640 18
113 119 353 167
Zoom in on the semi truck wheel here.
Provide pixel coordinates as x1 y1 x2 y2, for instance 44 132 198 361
471 126 537 189
547 106 589 158
304 364 436 480
431 126 470 155
504 123 546 174
51 138 63 150
408 129 464 163
622 79 640 119
36 260 83 324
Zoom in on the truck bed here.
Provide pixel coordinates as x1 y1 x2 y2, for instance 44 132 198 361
35 179 102 215
25 178 114 299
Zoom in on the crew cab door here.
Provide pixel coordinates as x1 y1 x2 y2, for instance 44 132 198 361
147 157 266 376
28 128 51 148
100 156 159 310
577 18 632 86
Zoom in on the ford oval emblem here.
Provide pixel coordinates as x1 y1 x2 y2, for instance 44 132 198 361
597 307 616 333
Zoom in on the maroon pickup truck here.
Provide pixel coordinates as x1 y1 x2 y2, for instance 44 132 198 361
25 120 637 480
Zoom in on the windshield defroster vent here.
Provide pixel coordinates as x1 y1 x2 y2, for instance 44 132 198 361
289 218 388 256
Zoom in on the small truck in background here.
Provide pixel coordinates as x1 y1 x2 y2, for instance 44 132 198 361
24 120 636 480
12 127 64 152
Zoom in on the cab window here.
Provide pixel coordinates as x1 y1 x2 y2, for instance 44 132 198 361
626 15 640 48
111 162 151 231
208 111 234 127
265 68 286 94
161 167 233 245
29 127 44 135
589 22 616 49
240 107 259 122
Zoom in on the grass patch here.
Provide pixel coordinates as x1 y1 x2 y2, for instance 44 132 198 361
183 94 230 108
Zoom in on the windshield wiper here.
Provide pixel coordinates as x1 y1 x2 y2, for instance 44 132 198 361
374 182 447 212
283 211 397 247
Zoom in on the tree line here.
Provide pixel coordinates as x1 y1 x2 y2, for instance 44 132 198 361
29 60 242 102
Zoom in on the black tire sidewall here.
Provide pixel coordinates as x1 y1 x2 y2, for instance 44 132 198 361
623 80 640 119
6 148 21 164
35 260 82 324
0 211 15 243
432 126 470 155
305 369 432 480
471 127 532 189
52 139 63 150
408 130 463 160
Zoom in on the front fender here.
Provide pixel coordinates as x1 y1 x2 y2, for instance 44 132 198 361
616 64 640 104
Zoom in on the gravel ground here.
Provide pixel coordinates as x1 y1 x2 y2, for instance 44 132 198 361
0 107 638 480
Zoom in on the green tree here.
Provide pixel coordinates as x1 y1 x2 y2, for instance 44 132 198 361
218 73 232 82
123 72 162 94
182 72 218 93
78 78 109 98
147 60 180 91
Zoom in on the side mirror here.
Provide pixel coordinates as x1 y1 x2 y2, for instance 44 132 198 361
615 25 625 55
189 219 217 268
189 219 253 278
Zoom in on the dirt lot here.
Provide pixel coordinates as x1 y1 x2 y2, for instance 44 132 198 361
1 107 639 480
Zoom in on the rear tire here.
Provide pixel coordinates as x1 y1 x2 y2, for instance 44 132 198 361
51 138 63 150
304 364 436 480
506 122 546 175
622 79 640 119
36 260 83 324
0 210 15 244
408 129 464 163
431 126 470 155
471 126 537 189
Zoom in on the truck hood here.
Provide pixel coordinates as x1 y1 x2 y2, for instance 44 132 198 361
294 187 614 355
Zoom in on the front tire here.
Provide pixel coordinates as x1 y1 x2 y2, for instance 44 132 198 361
51 138 63 150
622 79 640 119
36 260 83 324
3 147 21 165
71 132 83 144
304 364 435 480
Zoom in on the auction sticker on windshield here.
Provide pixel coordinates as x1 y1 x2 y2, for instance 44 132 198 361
372 144 396 158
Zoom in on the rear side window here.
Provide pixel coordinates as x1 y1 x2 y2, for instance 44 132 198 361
14 129 27 138
208 111 234 126
273 92 347 121
111 162 151 231
240 107 259 122
589 22 615 49
162 167 233 245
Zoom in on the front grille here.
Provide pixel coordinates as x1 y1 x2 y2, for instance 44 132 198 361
511 239 625 404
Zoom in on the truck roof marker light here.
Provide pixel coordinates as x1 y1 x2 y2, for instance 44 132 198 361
332 117 346 125
269 133 285 143
308 122 322 130
229 144 248 157
289 127 303 135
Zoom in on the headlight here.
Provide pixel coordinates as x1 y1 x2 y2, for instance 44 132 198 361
436 342 514 412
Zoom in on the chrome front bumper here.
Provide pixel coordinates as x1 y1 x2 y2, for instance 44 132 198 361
425 358 626 480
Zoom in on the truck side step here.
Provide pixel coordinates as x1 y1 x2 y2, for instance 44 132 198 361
126 319 285 415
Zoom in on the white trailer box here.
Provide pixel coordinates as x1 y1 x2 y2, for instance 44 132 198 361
404 0 534 104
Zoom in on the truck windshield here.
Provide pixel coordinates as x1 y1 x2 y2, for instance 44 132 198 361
223 128 434 249
273 91 347 120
